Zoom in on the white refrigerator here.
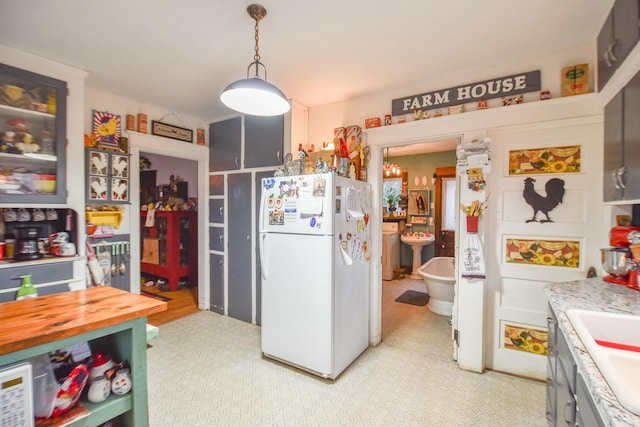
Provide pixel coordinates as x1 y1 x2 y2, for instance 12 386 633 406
259 173 371 379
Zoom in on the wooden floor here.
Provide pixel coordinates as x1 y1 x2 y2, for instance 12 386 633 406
144 286 199 325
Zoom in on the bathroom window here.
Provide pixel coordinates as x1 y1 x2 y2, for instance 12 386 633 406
382 178 402 210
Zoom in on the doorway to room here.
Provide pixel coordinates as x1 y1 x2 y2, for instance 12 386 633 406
380 141 458 360
128 132 209 324
434 167 457 257
139 152 199 325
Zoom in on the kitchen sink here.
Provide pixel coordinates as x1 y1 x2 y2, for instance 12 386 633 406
566 309 640 416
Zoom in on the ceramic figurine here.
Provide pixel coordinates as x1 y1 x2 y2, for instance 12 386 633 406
348 163 356 180
111 368 132 395
87 375 111 403
315 159 329 173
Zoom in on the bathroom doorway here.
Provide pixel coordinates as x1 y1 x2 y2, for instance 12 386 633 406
380 141 458 360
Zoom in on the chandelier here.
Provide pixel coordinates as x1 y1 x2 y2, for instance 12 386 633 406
383 147 402 177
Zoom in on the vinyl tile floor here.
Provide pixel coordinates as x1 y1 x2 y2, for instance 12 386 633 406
147 278 546 426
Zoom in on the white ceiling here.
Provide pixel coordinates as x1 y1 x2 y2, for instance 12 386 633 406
1 0 612 126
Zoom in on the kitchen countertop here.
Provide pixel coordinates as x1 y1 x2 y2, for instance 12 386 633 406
545 278 640 426
0 286 167 356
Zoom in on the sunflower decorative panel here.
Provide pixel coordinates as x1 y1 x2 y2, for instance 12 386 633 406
505 238 580 268
508 145 581 175
503 323 548 355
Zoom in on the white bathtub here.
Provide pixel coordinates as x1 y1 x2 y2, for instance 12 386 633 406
417 257 455 316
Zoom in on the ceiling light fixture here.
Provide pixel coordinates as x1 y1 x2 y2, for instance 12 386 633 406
383 147 402 177
220 4 290 116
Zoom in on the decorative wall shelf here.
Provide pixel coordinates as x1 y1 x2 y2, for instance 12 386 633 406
86 210 124 228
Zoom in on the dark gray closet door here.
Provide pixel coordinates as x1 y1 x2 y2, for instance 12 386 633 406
227 172 253 322
210 253 224 314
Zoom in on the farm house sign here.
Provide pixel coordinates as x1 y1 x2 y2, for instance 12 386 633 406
391 70 541 116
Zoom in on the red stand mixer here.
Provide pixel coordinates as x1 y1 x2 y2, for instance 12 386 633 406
601 226 640 290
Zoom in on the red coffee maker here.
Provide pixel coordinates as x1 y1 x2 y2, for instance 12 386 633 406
601 226 640 290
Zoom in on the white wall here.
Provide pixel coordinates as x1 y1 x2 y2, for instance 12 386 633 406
306 42 594 148
85 86 207 234
329 41 608 377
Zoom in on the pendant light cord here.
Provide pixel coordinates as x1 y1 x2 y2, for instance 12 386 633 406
254 17 261 63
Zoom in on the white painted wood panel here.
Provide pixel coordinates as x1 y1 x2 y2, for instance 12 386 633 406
485 118 605 378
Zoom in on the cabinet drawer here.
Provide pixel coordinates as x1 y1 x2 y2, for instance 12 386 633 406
209 199 224 223
557 328 576 392
576 374 604 427
209 174 224 196
0 261 73 287
0 261 74 303
209 253 224 314
209 226 224 251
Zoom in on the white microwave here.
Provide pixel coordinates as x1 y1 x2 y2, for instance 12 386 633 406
0 362 34 427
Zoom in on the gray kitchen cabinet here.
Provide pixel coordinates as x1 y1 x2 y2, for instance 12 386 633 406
576 374 604 427
546 305 604 427
597 0 640 91
244 115 284 168
209 198 224 223
0 259 74 303
209 117 241 172
209 174 224 195
227 173 252 323
621 68 640 200
598 9 616 91
210 253 224 314
209 115 284 171
207 103 302 324
0 63 67 204
86 148 131 204
210 226 224 252
604 69 640 201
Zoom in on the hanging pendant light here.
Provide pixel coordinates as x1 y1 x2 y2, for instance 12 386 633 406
220 4 290 116
383 147 401 177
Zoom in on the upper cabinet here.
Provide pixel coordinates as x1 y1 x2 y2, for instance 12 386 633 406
597 0 640 91
604 69 640 202
244 115 283 168
0 63 67 203
209 116 241 172
85 148 131 204
209 115 285 172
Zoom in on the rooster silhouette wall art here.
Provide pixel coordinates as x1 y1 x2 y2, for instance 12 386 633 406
522 177 565 223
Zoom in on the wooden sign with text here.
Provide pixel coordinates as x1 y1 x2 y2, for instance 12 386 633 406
392 70 541 116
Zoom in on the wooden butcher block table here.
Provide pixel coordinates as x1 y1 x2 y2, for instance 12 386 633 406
0 286 166 426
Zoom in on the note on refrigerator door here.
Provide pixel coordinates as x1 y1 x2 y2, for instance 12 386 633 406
349 236 365 263
346 187 364 220
298 195 323 217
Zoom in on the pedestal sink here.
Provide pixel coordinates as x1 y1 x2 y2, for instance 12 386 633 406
401 233 435 277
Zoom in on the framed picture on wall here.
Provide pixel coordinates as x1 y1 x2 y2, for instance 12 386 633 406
92 110 121 149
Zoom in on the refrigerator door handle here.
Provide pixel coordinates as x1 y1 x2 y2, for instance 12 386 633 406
259 233 268 280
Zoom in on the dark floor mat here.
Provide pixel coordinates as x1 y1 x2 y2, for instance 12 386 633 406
395 290 429 306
